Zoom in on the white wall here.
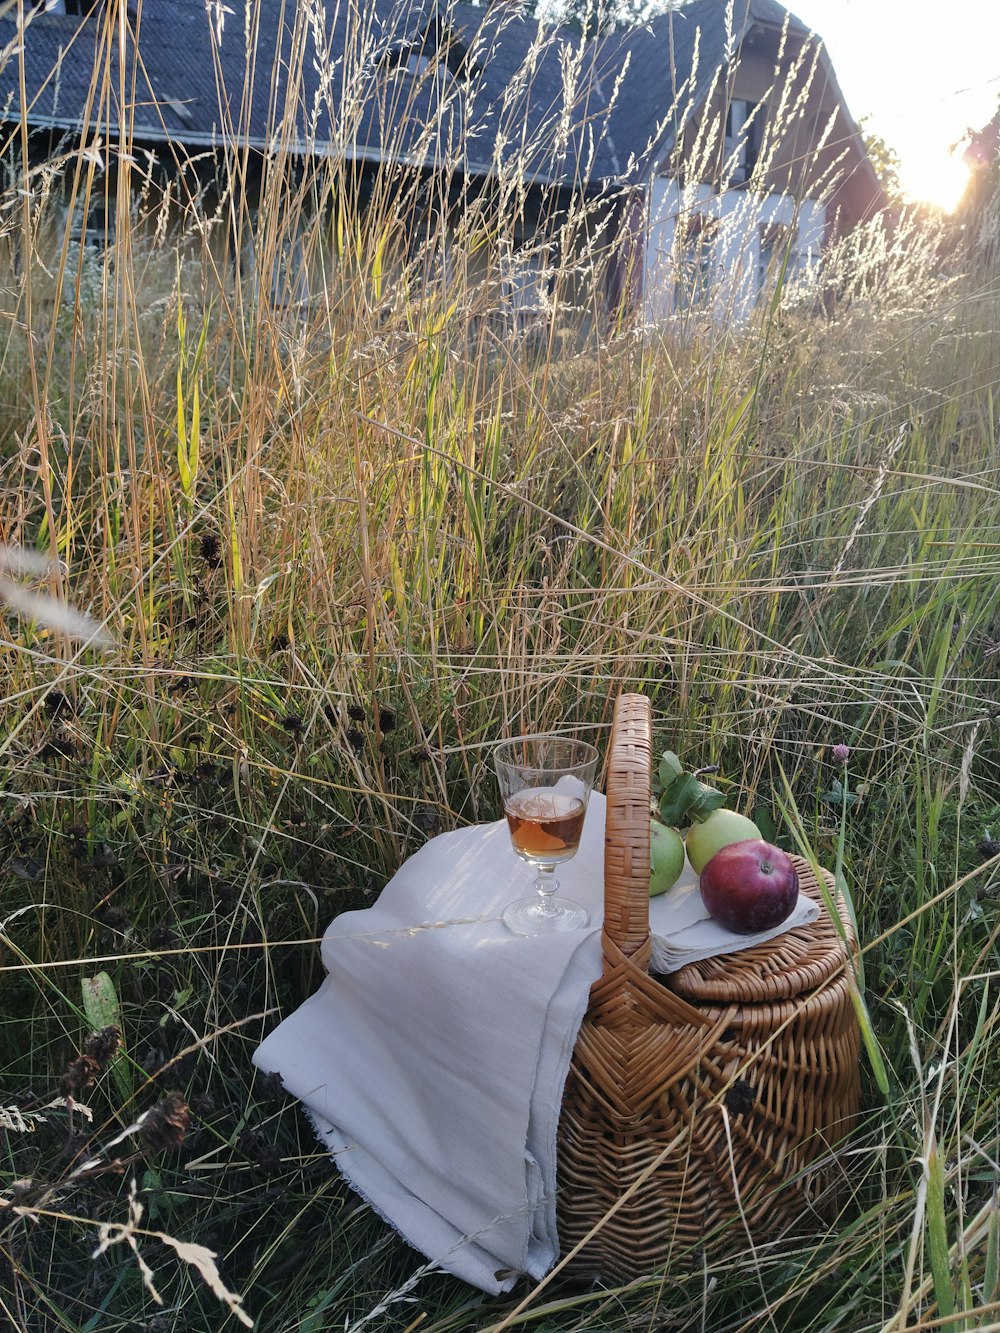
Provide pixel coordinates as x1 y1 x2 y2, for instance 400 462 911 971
642 178 826 324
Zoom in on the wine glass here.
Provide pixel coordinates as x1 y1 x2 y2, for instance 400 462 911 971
493 734 599 936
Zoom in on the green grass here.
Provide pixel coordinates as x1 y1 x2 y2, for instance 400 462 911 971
2 13 1000 1328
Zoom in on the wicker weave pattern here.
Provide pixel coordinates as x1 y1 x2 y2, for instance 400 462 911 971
556 695 861 1279
601 694 654 965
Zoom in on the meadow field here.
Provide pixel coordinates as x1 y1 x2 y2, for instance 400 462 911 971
2 47 1000 1329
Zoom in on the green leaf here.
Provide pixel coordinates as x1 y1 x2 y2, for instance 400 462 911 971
189 379 200 492
821 778 857 806
926 1133 954 1319
658 772 700 826
657 752 684 790
659 769 727 826
845 974 890 1096
687 784 727 820
82 970 120 1031
82 972 131 1105
984 1189 999 1313
754 804 778 841
774 770 890 1097
177 365 191 494
142 1168 163 1221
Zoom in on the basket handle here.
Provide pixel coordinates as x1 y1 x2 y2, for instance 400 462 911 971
602 693 652 968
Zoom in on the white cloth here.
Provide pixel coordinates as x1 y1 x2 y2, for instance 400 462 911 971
253 797 817 1294
254 797 607 1295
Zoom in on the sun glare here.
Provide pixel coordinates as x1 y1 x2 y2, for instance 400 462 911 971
899 149 971 214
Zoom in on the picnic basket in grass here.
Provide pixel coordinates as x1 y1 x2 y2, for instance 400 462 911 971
556 693 861 1280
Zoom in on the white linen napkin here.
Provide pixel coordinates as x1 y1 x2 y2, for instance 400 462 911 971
649 859 820 973
253 796 608 1295
253 799 819 1294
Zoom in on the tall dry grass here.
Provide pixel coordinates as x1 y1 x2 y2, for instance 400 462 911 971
1 1 999 1328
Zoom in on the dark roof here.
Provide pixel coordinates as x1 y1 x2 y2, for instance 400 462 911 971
0 0 616 183
596 0 815 180
424 3 619 184
2 1 454 162
0 0 876 197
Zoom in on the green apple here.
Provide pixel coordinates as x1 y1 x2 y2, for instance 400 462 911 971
685 809 761 875
650 820 685 896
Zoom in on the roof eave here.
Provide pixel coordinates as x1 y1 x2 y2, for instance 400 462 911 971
4 110 582 188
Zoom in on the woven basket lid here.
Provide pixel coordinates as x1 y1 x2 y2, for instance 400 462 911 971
665 855 856 1003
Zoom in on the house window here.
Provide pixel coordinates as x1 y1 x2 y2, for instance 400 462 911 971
674 213 717 311
724 99 761 185
758 221 797 292
68 189 116 250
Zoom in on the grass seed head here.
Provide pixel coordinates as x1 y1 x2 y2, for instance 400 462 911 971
198 533 222 567
141 1092 190 1153
83 1026 122 1066
62 1054 101 1096
43 689 73 717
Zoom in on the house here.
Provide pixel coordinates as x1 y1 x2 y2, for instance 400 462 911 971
0 0 885 324
601 0 886 319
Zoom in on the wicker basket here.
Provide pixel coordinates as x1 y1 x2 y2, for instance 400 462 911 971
557 694 861 1280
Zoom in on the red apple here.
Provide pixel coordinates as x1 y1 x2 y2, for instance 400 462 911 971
699 839 798 934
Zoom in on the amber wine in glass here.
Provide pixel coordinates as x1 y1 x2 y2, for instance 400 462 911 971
494 735 599 935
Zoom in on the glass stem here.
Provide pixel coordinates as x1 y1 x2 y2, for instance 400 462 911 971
533 866 560 914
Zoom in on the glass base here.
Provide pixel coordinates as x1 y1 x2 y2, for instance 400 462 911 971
501 895 591 936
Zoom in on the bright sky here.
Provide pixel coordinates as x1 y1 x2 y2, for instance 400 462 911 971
787 0 1000 210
